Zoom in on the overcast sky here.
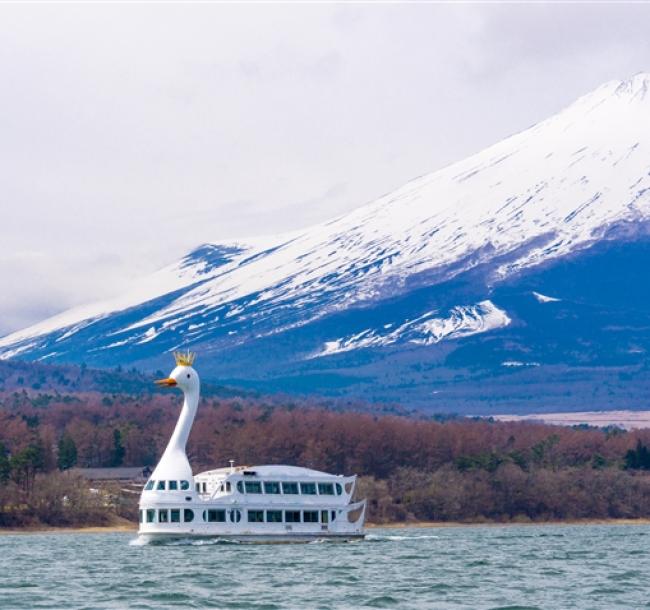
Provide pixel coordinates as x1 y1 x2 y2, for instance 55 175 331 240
1 2 650 336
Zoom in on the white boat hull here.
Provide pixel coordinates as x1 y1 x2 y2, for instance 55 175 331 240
138 531 365 543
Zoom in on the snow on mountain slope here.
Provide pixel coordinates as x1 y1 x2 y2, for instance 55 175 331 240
314 300 511 357
0 241 262 357
532 291 561 304
2 73 650 366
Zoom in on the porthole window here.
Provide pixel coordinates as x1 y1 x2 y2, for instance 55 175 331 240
144 480 154 491
183 509 194 523
180 480 190 490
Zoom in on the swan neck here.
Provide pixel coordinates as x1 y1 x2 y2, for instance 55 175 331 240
166 387 199 454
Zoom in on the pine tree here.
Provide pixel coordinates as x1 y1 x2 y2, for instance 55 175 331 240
0 443 10 482
57 434 78 470
111 429 125 467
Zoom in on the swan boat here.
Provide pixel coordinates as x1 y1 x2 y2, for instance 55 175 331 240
137 352 366 541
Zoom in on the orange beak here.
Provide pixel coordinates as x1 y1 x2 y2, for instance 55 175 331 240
155 377 177 387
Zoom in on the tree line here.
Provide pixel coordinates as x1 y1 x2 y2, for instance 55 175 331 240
2 389 650 526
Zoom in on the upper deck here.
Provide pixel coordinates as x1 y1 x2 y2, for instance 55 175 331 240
192 464 356 505
141 463 357 507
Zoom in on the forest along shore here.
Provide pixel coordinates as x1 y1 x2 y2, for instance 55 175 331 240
0 523 136 535
5 390 650 527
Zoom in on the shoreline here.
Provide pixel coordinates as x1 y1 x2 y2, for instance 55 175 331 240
0 524 137 536
366 517 650 529
3 517 650 535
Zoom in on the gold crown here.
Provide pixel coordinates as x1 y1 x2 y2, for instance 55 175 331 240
173 350 196 367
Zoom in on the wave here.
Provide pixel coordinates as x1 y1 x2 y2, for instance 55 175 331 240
365 533 440 541
129 535 240 547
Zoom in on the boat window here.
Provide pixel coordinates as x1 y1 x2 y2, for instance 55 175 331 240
335 483 342 495
282 482 299 494
202 482 207 493
144 480 154 491
300 482 317 495
318 483 334 495
159 509 169 523
229 509 242 523
331 510 336 522
138 510 143 523
170 509 180 523
244 481 262 494
264 481 281 494
169 480 178 491
180 480 190 490
266 510 283 523
303 510 319 523
321 510 329 524
236 481 244 493
157 481 166 491
247 510 264 523
184 509 194 523
226 482 231 492
285 510 301 523
146 509 155 523
207 509 226 522
196 483 201 492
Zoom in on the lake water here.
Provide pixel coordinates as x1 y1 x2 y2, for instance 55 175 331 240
1 524 649 609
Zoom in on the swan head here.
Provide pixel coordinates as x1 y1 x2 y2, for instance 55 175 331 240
155 365 200 394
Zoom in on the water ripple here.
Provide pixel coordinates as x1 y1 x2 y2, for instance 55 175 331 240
1 525 650 609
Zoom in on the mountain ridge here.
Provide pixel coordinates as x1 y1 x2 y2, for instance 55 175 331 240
3 74 650 413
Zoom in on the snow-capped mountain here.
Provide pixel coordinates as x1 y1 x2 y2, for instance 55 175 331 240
4 74 650 413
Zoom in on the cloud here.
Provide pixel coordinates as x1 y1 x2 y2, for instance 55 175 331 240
0 3 649 335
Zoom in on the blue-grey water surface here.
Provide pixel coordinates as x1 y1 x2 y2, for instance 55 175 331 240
1 524 649 609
